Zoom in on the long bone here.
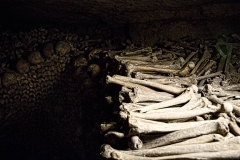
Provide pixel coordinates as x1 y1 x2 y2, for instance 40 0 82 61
145 107 184 114
152 150 240 160
197 60 216 76
220 112 240 136
190 46 211 75
140 133 166 143
175 93 203 111
125 62 180 77
143 79 182 88
128 87 174 103
195 58 209 75
178 61 195 76
119 103 147 112
223 83 240 91
119 49 154 57
118 136 240 157
232 105 240 117
150 93 203 114
134 72 172 79
196 71 223 80
135 72 197 87
170 134 224 146
140 117 229 149
135 102 175 106
120 102 181 113
126 105 219 121
134 85 197 113
120 59 154 65
115 55 158 63
218 101 240 131
143 62 183 70
106 75 155 92
207 94 225 105
197 69 211 86
118 86 151 103
201 84 238 97
127 116 227 135
101 144 240 160
207 94 240 116
120 47 152 56
118 84 175 104
180 50 198 67
112 75 186 95
229 120 240 136
222 112 240 139
140 133 224 144
119 58 183 66
226 99 240 106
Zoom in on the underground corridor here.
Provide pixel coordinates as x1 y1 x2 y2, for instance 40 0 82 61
1 1 240 159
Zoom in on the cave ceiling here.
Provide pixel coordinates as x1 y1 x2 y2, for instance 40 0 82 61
1 0 240 27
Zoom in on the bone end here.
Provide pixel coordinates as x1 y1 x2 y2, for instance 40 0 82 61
100 144 114 159
106 75 111 84
119 111 128 120
217 118 230 136
191 85 198 93
222 102 233 113
134 72 144 79
125 62 135 77
128 136 143 150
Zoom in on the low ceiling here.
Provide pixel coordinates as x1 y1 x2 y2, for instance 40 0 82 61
1 0 240 45
1 0 240 27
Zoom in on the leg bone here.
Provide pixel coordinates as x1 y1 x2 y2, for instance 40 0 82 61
135 85 197 113
127 116 227 135
141 117 229 149
113 74 186 95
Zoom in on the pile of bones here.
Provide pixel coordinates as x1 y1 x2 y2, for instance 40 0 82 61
99 36 240 159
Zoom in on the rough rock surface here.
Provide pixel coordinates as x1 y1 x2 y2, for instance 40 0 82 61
1 0 240 45
1 0 240 25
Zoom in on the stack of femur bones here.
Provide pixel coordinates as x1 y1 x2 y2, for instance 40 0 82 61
100 37 240 159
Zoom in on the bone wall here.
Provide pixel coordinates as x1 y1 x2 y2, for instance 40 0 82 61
0 27 117 159
1 26 240 160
